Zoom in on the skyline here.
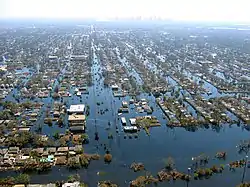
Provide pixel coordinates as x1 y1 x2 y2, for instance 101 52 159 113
1 0 250 23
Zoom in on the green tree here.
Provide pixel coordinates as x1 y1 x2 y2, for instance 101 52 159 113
57 117 64 126
67 174 80 182
0 176 15 186
163 157 175 170
15 174 30 185
53 132 60 140
67 157 80 169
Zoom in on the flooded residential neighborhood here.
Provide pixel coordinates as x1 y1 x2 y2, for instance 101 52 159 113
0 21 250 187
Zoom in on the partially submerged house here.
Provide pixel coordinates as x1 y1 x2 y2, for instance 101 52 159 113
68 114 86 132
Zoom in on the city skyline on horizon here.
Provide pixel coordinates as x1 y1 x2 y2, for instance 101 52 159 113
1 0 250 24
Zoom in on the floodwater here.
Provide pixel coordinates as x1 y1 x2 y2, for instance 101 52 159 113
1 49 250 187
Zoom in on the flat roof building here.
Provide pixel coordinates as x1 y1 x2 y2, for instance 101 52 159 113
67 104 85 114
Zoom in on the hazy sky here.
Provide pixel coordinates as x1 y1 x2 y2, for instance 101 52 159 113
1 0 250 22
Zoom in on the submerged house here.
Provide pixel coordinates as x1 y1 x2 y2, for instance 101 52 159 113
111 85 119 90
67 102 86 132
68 114 86 132
8 147 20 155
47 147 56 154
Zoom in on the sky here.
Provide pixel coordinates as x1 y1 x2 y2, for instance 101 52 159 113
0 0 250 23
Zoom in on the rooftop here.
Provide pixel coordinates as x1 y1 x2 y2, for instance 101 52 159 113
67 104 85 113
68 114 86 121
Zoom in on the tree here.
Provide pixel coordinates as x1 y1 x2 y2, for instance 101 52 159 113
104 154 112 163
164 157 175 170
7 132 33 147
67 157 80 169
21 101 33 109
58 137 67 147
30 150 40 160
54 85 59 93
237 183 250 187
53 132 60 140
37 162 52 172
15 174 30 185
0 176 15 186
57 117 64 126
52 93 60 99
67 174 80 182
163 96 167 102
46 118 53 126
0 110 12 120
79 154 90 167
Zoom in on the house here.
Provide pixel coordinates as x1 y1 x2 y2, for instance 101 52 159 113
13 185 25 187
57 147 69 153
74 145 83 153
69 126 85 132
111 85 119 90
0 148 8 156
129 99 135 104
79 85 88 91
18 127 30 132
0 137 6 143
72 135 81 142
8 147 20 155
53 111 60 117
129 118 137 126
33 148 44 156
47 147 56 154
62 182 80 187
42 151 49 157
1 159 13 167
27 184 56 187
30 113 38 118
55 156 67 165
68 114 86 126
40 135 48 141
122 101 128 108
21 148 32 156
119 107 129 113
143 105 152 114
14 158 25 166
